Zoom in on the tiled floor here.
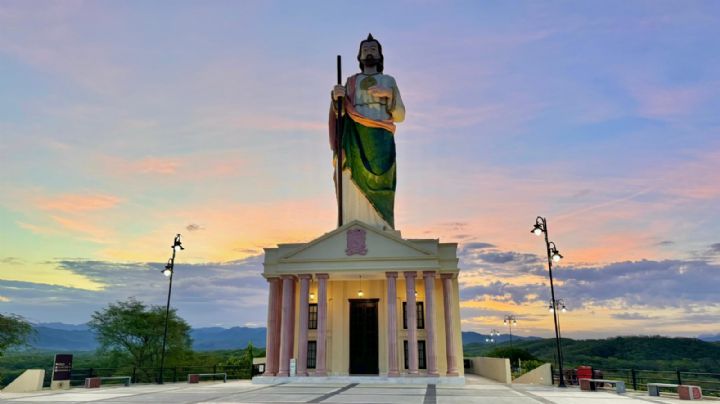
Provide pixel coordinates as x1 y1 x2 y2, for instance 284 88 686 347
0 375 710 403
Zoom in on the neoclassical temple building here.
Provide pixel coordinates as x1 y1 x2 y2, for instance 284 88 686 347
257 221 463 380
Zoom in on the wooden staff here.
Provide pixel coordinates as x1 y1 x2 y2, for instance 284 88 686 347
336 55 344 227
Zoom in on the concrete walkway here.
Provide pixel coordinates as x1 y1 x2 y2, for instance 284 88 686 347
0 375 711 403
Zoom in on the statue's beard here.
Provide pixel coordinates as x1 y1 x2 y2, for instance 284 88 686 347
363 55 379 67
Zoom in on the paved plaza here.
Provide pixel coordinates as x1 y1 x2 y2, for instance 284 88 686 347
0 375 710 403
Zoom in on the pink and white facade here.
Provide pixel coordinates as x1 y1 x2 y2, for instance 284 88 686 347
256 221 464 381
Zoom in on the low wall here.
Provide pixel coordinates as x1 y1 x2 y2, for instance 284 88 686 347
513 363 552 385
2 369 45 393
465 357 511 384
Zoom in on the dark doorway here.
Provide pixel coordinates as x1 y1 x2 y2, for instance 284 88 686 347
349 299 379 375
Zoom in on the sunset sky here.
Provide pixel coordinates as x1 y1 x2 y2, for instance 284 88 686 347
1 1 719 339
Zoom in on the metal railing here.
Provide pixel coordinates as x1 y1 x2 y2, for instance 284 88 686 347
554 368 720 396
37 365 256 388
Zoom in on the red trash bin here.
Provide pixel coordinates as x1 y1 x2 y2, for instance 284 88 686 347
577 366 593 390
577 366 593 381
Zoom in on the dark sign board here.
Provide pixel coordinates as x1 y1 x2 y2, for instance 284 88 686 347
52 354 73 381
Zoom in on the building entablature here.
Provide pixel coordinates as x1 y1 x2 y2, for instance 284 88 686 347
262 221 459 278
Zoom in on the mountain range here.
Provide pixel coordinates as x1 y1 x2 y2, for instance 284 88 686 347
28 323 541 352
29 323 265 351
26 323 720 352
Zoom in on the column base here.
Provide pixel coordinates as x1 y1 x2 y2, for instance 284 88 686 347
296 371 307 377
446 371 459 376
277 371 289 377
427 371 439 377
314 371 327 376
262 371 277 377
387 371 400 377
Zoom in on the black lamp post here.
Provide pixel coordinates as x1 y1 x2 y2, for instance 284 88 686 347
503 315 517 347
549 298 567 368
158 233 183 384
531 216 566 387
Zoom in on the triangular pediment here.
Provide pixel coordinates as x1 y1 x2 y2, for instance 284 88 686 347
280 221 434 262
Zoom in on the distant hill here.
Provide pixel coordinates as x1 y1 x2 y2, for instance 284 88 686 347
30 325 99 351
461 331 541 345
190 327 266 350
465 335 720 372
27 323 267 352
32 324 549 352
699 333 720 342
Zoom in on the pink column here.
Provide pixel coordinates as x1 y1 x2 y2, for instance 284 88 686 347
289 279 296 363
386 272 399 376
423 271 438 376
277 275 296 377
315 273 329 376
272 278 283 374
263 277 280 376
441 273 459 376
296 274 311 376
404 271 418 375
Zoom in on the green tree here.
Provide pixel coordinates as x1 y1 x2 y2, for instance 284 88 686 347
486 346 537 368
219 342 257 379
0 313 32 358
88 299 192 380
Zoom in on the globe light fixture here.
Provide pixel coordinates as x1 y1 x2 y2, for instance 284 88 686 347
487 328 500 344
549 299 568 314
532 224 543 236
162 259 173 277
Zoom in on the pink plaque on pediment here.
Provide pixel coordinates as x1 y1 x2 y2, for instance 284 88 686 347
345 228 368 256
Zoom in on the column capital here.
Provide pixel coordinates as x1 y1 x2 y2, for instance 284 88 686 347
297 274 313 280
266 276 280 282
403 271 417 279
280 274 297 280
385 271 398 278
440 272 457 280
315 273 329 279
422 270 437 278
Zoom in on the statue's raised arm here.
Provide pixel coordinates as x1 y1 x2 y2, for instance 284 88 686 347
329 34 405 230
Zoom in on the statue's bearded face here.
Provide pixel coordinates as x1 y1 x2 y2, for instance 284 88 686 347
360 41 381 67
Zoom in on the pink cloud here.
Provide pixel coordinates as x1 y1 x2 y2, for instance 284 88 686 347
635 84 714 118
16 221 59 237
50 215 110 243
133 157 180 175
95 152 252 181
37 193 121 212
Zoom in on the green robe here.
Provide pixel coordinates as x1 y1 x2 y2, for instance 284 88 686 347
341 114 396 228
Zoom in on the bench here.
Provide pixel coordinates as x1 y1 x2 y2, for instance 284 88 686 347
579 378 625 394
648 383 702 400
187 373 227 384
84 376 131 388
